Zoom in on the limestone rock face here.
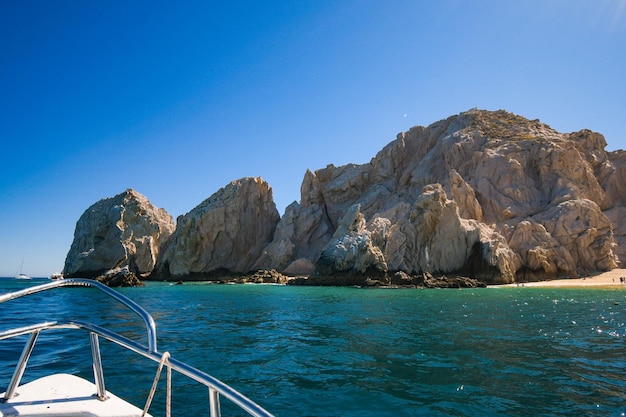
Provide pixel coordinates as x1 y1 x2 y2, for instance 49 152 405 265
603 150 626 261
314 204 387 280
311 185 519 285
604 206 626 262
64 109 624 285
532 199 618 273
264 109 622 283
154 177 280 278
64 189 175 278
501 199 618 281
450 169 483 221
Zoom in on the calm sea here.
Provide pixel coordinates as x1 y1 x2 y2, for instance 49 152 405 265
0 278 625 416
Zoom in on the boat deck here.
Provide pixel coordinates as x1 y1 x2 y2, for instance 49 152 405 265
0 373 148 417
0 279 273 417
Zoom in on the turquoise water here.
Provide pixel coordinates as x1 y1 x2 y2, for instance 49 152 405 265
1 278 625 416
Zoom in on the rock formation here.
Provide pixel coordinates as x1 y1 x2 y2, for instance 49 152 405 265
153 177 280 279
311 203 388 285
65 109 625 286
243 269 290 284
64 189 175 279
94 266 145 287
262 109 621 284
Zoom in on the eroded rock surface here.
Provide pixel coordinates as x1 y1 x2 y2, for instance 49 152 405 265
262 109 622 284
64 189 175 279
154 177 280 279
65 109 625 285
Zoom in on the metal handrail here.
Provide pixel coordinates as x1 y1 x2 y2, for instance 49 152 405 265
0 279 274 417
0 278 158 351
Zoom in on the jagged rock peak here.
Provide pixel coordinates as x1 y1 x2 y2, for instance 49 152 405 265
465 108 560 141
63 188 175 279
262 108 622 284
154 177 280 279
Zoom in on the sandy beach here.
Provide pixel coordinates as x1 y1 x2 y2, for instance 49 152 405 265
492 268 626 288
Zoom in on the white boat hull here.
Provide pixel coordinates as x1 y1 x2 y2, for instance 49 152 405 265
0 373 149 417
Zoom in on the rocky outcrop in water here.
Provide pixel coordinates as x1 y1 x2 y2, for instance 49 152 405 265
261 109 621 284
94 266 145 287
244 269 290 284
153 177 280 279
63 189 175 279
65 109 625 286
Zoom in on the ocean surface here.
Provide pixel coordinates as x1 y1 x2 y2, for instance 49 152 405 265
0 278 625 417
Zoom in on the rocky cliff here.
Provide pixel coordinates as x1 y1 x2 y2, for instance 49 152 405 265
261 109 622 284
152 177 280 279
63 189 175 278
65 109 626 285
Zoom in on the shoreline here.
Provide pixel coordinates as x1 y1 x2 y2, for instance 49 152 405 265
490 268 626 288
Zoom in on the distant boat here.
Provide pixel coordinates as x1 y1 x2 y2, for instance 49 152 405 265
15 260 30 279
50 272 64 280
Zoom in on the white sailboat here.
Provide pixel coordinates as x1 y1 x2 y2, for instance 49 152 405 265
15 260 30 279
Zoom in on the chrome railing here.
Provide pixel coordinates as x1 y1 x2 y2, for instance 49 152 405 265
0 279 273 417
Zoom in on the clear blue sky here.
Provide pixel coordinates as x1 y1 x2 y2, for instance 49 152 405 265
1 0 624 277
